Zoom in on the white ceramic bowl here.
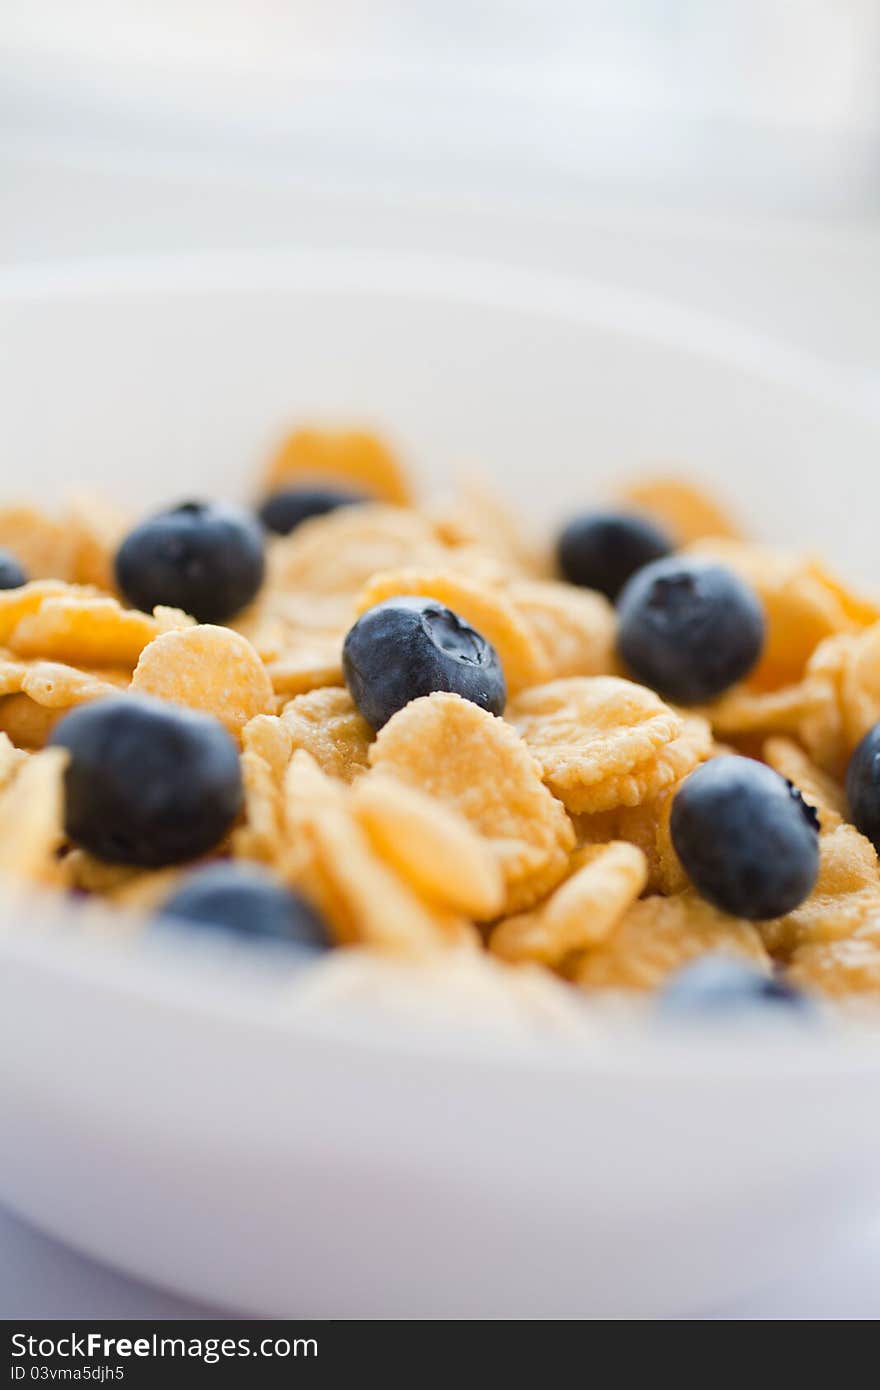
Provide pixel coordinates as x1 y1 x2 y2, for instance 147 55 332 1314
1 250 879 1320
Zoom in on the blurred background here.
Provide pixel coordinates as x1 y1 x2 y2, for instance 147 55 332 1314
2 0 880 390
2 0 880 1321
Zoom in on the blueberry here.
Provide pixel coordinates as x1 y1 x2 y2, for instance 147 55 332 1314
160 862 332 952
258 485 364 536
556 510 672 600
115 500 265 623
49 694 243 867
616 556 764 702
343 596 506 730
0 548 26 590
846 722 880 851
670 756 819 919
658 954 814 1021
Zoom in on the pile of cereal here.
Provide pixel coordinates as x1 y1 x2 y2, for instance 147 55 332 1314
2 425 880 1012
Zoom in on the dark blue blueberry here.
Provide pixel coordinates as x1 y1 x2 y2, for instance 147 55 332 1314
658 954 814 1021
616 555 765 703
49 694 243 867
258 485 365 536
670 756 819 919
115 500 265 623
556 510 672 600
846 722 880 852
0 548 27 590
160 862 332 952
343 596 506 730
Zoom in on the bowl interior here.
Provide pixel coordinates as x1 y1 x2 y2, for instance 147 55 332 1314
2 252 880 1317
0 250 877 578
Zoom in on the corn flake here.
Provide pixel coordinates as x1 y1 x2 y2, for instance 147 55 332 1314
369 692 575 913
762 737 846 830
0 747 67 883
431 475 547 577
279 754 466 953
491 841 647 965
617 476 740 544
0 508 76 581
263 427 411 505
582 784 688 895
132 625 274 740
352 772 504 919
7 592 176 668
280 687 372 784
788 932 880 997
506 580 617 680
510 677 710 814
574 891 769 991
759 823 880 959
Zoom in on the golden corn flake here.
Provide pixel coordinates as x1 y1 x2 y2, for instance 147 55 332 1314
510 677 711 814
369 692 575 913
59 851 183 923
788 932 880 997
759 823 880 959
352 772 504 919
795 624 880 777
280 687 372 784
0 581 73 645
491 841 647 965
430 475 548 577
65 494 131 592
0 695 60 749
268 503 449 598
700 677 827 739
506 580 617 680
263 426 411 505
109 866 190 915
838 620 880 755
0 655 125 709
131 625 274 740
762 737 846 830
0 732 25 791
0 507 76 581
574 891 769 991
241 713 293 782
617 475 740 544
7 593 176 669
0 746 67 883
0 656 126 750
356 567 550 695
231 749 286 865
264 638 344 698
603 785 689 896
287 779 466 954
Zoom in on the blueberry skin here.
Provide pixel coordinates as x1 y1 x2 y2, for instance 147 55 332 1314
846 722 880 851
556 510 672 600
616 555 765 703
115 500 265 624
343 596 507 730
0 548 27 590
160 862 332 952
670 756 819 919
49 694 243 867
258 485 364 536
658 954 814 1021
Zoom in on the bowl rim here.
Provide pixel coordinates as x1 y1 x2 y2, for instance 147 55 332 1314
0 245 877 425
1 245 879 1083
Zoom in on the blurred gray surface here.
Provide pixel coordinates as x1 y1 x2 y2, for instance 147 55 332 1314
1 1202 878 1319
